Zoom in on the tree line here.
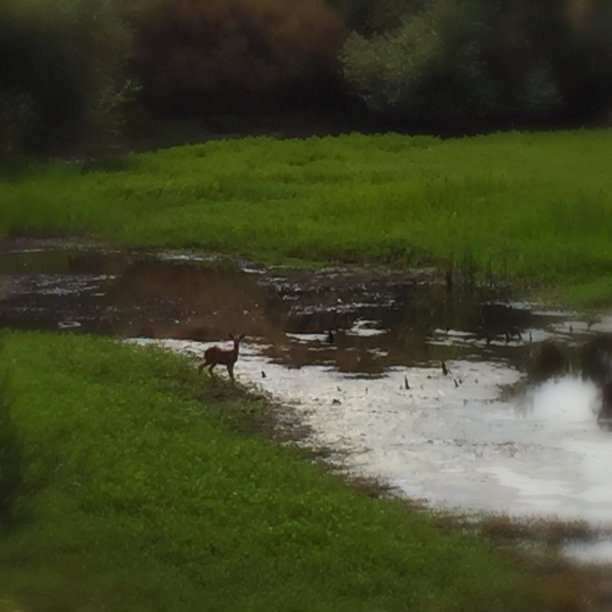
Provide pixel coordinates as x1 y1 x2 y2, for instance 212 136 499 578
2 0 611 153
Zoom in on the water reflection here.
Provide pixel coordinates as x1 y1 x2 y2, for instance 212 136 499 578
0 243 608 379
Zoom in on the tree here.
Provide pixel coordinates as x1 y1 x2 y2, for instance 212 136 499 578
561 0 612 116
341 0 496 122
0 0 132 153
326 0 423 34
124 0 346 115
340 0 612 125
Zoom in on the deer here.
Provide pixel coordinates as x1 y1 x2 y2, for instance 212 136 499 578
198 333 245 383
581 333 612 428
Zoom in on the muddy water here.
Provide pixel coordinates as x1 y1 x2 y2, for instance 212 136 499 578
0 241 576 371
1 241 611 557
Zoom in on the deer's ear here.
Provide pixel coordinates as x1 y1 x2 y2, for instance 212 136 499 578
229 333 234 340
239 334 246 340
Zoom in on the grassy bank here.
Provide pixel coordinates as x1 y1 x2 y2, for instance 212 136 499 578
2 129 612 303
0 331 581 611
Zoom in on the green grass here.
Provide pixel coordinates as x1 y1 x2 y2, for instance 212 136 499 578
0 331 568 611
2 129 612 303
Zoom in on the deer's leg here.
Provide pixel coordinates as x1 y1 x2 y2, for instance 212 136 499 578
208 363 216 376
599 381 612 428
227 363 234 383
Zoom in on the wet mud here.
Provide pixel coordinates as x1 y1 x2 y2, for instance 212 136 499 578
1 239 612 562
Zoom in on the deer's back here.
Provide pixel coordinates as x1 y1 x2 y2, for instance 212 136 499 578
205 345 236 365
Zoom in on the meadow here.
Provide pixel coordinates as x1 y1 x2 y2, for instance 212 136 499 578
1 129 611 304
0 331 578 612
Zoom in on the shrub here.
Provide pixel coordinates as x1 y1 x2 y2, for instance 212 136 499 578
341 0 495 121
326 0 423 34
340 0 612 124
0 0 132 153
560 0 612 116
124 0 346 114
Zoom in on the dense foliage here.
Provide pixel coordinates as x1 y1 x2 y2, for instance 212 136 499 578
124 0 346 114
341 0 612 124
1 0 611 152
0 0 131 153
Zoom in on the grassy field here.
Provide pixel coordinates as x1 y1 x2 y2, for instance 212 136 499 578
1 129 611 304
0 331 588 611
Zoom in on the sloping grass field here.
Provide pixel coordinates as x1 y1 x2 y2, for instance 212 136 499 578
1 129 611 304
0 331 572 612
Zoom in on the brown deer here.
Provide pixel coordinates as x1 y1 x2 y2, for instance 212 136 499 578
198 333 245 383
581 334 612 428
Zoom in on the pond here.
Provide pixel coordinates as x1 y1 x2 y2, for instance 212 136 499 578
1 239 611 559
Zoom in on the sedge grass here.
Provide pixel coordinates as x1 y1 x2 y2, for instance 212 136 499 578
0 331 580 611
1 129 611 303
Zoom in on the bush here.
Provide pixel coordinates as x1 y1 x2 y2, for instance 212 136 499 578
326 0 423 34
340 0 612 124
341 0 495 121
560 0 612 116
0 0 132 153
124 0 346 114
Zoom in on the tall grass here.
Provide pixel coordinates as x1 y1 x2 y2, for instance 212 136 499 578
0 332 571 611
2 129 612 301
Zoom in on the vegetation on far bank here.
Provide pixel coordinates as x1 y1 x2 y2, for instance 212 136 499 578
2 0 612 153
0 330 581 611
2 129 612 304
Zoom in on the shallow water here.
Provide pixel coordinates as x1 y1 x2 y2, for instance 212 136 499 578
149 338 612 524
1 241 611 538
